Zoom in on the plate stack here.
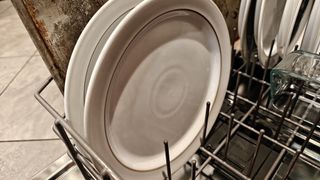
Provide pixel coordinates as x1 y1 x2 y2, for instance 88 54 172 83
239 0 320 69
64 0 231 179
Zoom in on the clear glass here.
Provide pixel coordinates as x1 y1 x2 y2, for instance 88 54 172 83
270 50 320 124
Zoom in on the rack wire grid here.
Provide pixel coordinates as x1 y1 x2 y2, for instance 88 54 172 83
35 41 320 180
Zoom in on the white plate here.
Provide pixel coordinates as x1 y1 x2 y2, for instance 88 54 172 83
256 0 286 68
277 0 314 57
277 0 303 58
238 0 250 36
301 0 320 53
64 0 143 137
84 0 231 179
254 0 263 44
238 0 252 61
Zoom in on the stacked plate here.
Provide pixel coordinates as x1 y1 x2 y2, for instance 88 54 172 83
64 0 231 179
239 0 319 69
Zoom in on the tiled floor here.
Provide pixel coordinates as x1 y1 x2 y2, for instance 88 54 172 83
0 1 66 179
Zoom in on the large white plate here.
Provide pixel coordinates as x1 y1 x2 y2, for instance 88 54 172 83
238 0 252 62
301 0 320 53
256 0 286 68
238 0 250 36
277 0 303 58
84 0 231 179
64 0 143 137
277 0 314 57
254 0 263 44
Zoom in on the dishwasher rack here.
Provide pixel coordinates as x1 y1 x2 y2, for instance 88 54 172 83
35 45 320 180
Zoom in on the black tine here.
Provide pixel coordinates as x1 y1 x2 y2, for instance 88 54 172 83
224 113 234 160
283 149 301 180
247 129 265 177
231 72 241 112
191 160 197 180
262 39 275 80
202 102 211 146
274 93 294 139
54 120 91 180
164 140 172 180
287 82 304 118
300 116 320 152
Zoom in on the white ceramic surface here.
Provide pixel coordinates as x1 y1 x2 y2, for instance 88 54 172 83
301 0 320 53
64 0 143 137
238 0 252 62
277 0 302 57
254 0 263 44
84 0 231 179
277 0 314 57
238 0 248 36
256 0 286 68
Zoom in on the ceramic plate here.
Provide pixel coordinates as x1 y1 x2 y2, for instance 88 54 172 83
254 0 263 44
238 0 250 36
277 0 314 57
239 0 258 62
238 0 252 62
84 0 231 179
301 0 320 53
256 0 286 68
277 0 303 57
64 0 143 137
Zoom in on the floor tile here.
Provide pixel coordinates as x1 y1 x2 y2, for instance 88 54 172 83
0 5 36 57
0 55 64 141
0 0 11 14
0 140 65 180
0 56 31 94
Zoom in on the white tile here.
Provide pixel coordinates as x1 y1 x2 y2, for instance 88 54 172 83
0 55 64 140
0 56 30 94
0 0 11 14
0 6 36 57
0 141 65 180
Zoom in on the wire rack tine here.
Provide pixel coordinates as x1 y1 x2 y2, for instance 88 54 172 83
164 140 172 180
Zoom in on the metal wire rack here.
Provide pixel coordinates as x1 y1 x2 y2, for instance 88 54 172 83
35 43 320 179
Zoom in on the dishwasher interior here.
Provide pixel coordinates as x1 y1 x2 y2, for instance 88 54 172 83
32 46 320 180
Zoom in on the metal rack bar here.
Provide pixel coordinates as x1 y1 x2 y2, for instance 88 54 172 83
35 77 120 180
200 147 251 180
54 121 92 180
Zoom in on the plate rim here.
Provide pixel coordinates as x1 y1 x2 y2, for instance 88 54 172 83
277 0 303 58
64 0 143 137
256 0 286 68
301 0 320 53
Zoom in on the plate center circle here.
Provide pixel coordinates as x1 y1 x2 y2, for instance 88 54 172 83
151 67 187 118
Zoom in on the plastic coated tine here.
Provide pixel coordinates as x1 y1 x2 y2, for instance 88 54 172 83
54 120 91 180
224 113 234 160
202 102 211 146
252 81 265 122
300 116 320 152
263 39 275 81
164 140 172 180
283 149 301 180
274 94 293 139
191 160 197 180
231 72 241 112
287 82 304 118
248 58 257 90
247 129 265 177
